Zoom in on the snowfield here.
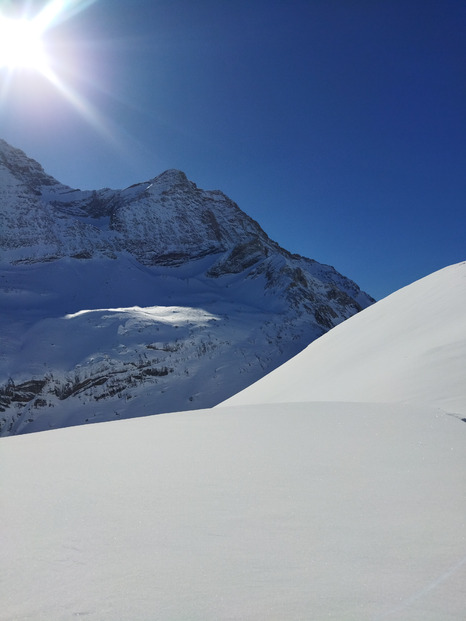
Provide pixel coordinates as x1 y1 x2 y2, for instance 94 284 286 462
1 263 466 620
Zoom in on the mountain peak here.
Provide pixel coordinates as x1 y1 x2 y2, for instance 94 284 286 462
0 138 58 192
154 169 189 184
147 169 193 192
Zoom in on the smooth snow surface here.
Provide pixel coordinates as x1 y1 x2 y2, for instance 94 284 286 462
2 403 465 620
222 262 466 416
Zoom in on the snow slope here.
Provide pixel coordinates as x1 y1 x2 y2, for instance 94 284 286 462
221 261 466 417
2 403 465 620
1 263 465 620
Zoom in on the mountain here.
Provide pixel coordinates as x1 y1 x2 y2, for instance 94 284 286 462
0 138 373 435
222 261 466 417
2 263 465 620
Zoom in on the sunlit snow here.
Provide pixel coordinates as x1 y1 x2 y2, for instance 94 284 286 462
222 262 466 417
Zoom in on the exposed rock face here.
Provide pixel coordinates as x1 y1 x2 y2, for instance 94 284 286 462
0 139 374 435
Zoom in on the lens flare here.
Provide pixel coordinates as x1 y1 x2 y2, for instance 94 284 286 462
0 1 116 144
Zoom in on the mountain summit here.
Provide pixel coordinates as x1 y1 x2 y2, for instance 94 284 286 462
0 139 373 434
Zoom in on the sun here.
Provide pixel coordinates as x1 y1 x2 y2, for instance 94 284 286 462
0 1 117 147
0 16 48 72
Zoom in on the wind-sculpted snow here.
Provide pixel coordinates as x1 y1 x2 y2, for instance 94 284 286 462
0 139 373 434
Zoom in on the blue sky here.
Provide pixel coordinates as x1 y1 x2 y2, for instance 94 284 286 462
1 0 464 300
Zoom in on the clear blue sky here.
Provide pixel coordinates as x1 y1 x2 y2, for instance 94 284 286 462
1 0 465 300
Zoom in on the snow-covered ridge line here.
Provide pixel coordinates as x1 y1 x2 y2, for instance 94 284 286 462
222 261 466 417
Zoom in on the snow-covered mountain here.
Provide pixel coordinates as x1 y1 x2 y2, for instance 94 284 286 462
0 138 373 435
2 263 465 620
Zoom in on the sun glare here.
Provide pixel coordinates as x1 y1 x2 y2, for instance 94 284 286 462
0 1 99 74
0 1 123 154
0 1 115 143
0 16 48 71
